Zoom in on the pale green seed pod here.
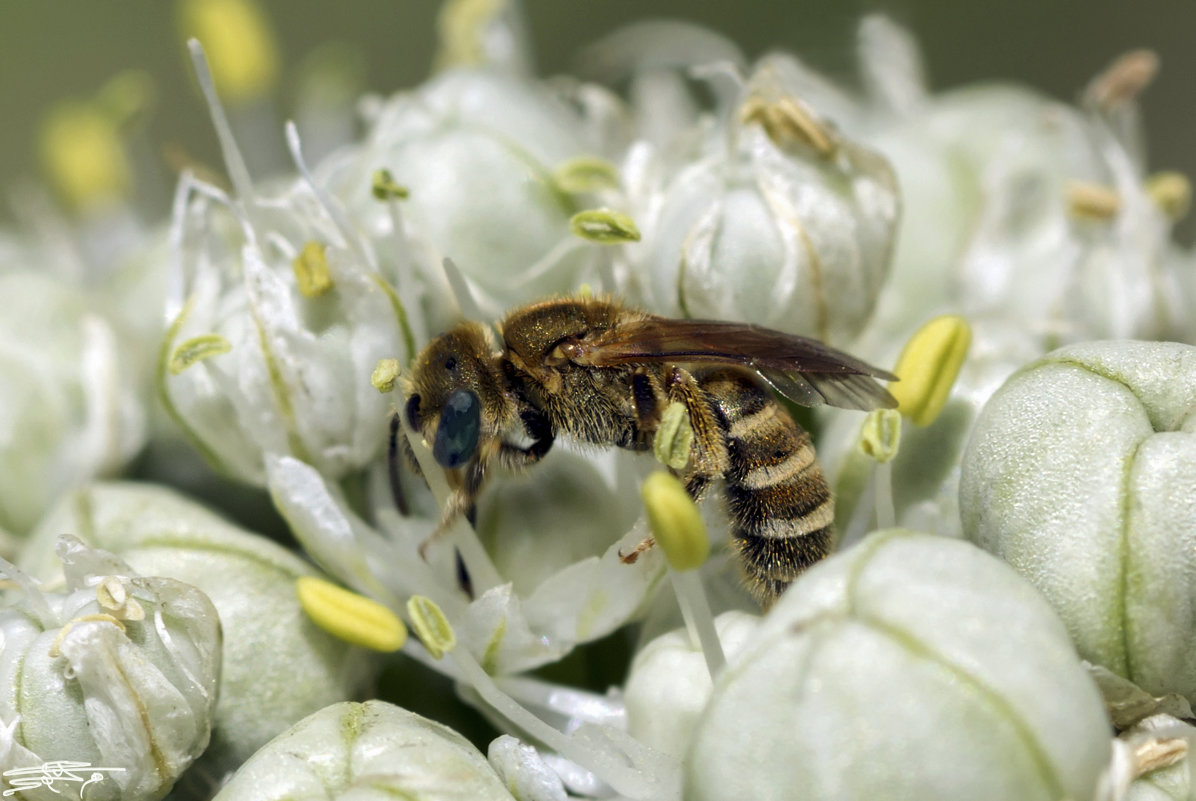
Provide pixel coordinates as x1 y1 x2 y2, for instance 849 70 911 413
961 340 1196 703
686 530 1111 801
211 701 516 801
0 536 219 801
21 482 375 772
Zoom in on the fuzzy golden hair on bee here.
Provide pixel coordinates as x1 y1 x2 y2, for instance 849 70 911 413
400 296 896 608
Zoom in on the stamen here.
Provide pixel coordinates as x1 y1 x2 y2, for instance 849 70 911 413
292 241 335 298
642 472 726 678
570 208 642 244
890 315 971 427
296 577 407 653
371 359 401 393
168 335 233 375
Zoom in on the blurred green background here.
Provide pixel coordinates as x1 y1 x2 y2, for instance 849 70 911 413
1 0 1193 238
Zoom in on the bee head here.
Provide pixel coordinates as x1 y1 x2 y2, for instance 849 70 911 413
406 323 499 469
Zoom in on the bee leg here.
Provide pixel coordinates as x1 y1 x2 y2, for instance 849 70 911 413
630 369 666 450
619 535 656 564
387 412 414 516
494 408 555 470
663 367 729 479
417 457 487 560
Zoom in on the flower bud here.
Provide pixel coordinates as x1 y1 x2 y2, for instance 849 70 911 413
961 340 1196 703
22 482 375 770
0 536 219 801
0 272 144 534
631 56 898 345
211 701 516 801
686 530 1111 801
624 611 760 759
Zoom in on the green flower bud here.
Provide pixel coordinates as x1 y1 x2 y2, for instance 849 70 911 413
212 701 516 801
687 531 1110 801
961 340 1196 703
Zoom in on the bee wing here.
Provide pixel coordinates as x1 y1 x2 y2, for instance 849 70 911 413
576 318 898 411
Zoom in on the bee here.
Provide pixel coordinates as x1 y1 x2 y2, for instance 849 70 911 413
402 296 896 608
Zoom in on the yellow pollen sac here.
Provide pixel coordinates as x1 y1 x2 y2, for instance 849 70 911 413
406 595 457 660
1066 181 1121 220
371 359 401 393
1146 171 1191 221
570 208 641 244
169 334 233 375
553 157 621 194
654 402 694 470
40 101 131 211
641 471 709 572
858 408 902 463
296 577 407 653
179 0 280 104
890 315 971 427
372 169 410 201
293 241 334 298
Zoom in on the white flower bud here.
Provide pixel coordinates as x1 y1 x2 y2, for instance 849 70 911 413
0 536 219 801
22 482 375 770
687 530 1111 801
870 80 1187 343
0 271 144 534
961 340 1196 703
624 611 759 759
211 701 516 801
329 69 610 321
160 172 412 486
629 58 898 345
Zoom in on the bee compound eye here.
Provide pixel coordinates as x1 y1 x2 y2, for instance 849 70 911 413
404 393 422 431
432 389 482 469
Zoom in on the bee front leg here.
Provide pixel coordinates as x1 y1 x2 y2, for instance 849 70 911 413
494 408 555 471
418 457 487 560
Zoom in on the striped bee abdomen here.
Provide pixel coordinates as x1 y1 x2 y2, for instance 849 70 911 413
699 370 834 609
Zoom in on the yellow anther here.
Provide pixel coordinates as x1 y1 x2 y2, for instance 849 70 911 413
371 169 410 201
890 315 971 427
858 408 902 463
654 402 694 470
740 95 836 157
436 0 503 69
1067 181 1121 220
1146 171 1191 221
406 595 456 660
553 157 621 194
96 577 145 622
296 577 407 653
168 334 232 376
96 71 156 130
570 208 641 244
641 471 709 572
39 101 131 211
179 0 280 104
577 283 594 300
371 359 401 393
293 241 334 298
